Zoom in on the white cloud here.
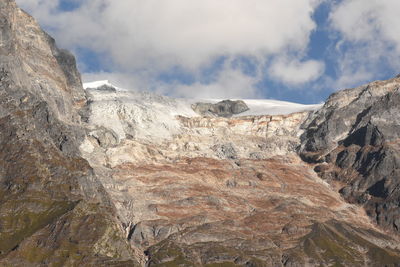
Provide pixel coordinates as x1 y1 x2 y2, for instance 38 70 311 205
83 57 264 99
159 61 262 99
269 57 325 85
16 0 323 98
330 0 400 48
329 0 400 89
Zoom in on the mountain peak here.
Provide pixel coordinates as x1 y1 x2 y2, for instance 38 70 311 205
83 80 114 89
0 0 84 122
0 2 139 265
1 1 400 266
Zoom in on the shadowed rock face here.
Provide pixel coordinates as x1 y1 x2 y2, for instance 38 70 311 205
2 0 400 266
192 100 250 117
300 77 400 234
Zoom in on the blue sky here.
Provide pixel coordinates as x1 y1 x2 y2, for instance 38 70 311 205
58 1 79 11
16 0 400 104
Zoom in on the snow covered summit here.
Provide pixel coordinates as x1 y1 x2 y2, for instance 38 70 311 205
81 80 322 163
83 80 322 117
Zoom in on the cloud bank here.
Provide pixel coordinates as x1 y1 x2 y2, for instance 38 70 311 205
15 0 400 100
16 0 325 98
329 0 400 89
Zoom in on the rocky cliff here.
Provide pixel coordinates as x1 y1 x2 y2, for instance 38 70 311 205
1 1 400 266
80 82 400 266
300 77 400 235
0 1 139 265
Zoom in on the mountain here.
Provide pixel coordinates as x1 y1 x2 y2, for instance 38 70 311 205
0 1 400 266
0 1 139 265
300 78 400 234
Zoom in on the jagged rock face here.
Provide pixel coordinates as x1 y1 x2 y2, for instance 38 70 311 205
80 84 400 265
192 100 250 117
0 0 85 123
300 77 400 234
0 1 139 266
2 1 400 266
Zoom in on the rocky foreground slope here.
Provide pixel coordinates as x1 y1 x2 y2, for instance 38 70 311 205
1 1 400 266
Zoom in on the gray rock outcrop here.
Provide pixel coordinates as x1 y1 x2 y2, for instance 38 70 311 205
300 77 400 233
192 99 249 117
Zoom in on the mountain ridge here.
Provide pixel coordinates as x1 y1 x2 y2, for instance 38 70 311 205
1 1 400 266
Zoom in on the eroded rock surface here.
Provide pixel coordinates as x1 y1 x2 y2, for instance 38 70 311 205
2 0 400 266
300 77 400 235
0 1 139 265
80 82 400 265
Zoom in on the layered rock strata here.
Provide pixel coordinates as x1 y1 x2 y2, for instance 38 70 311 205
81 84 400 266
1 0 400 266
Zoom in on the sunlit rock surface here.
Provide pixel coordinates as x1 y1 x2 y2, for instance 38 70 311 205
0 1 139 265
1 1 400 266
81 81 400 266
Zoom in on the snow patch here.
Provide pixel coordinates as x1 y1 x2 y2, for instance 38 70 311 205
195 98 322 116
83 80 113 89
83 80 128 92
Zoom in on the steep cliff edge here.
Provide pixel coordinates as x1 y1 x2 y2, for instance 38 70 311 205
0 1 139 265
300 76 400 234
